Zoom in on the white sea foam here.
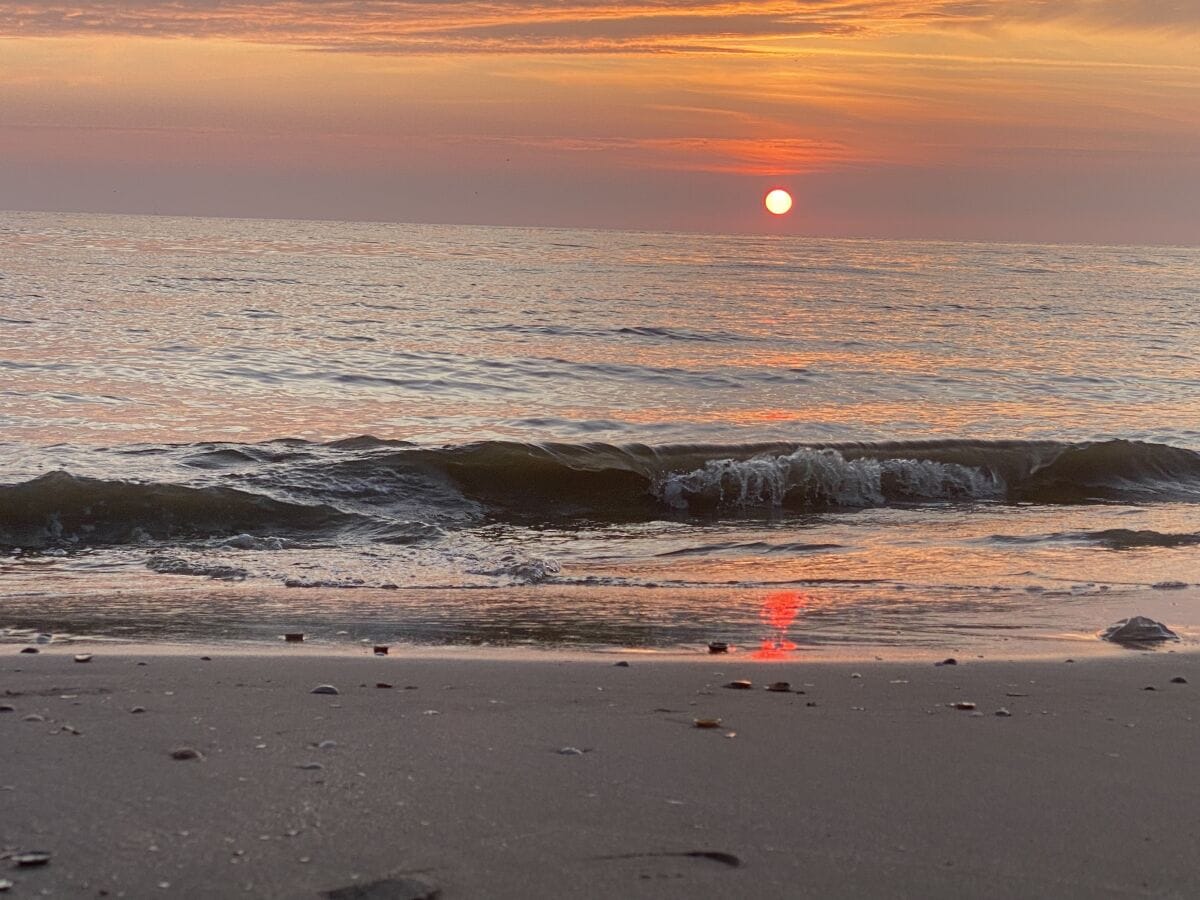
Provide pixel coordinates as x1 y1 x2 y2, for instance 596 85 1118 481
467 552 562 584
653 447 1004 511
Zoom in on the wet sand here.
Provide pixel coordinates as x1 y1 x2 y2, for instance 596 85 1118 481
3 646 1200 898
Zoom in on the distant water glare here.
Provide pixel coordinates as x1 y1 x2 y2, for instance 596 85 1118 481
1 211 1197 652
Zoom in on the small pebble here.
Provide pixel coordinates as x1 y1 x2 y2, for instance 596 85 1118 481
200 656 212 661
850 673 862 679
953 701 977 710
935 658 957 666
0 704 14 713
995 708 1012 717
1143 686 1157 691
0 877 12 891
373 646 389 656
296 762 324 770
13 851 50 868
316 740 337 750
22 714 44 723
557 747 585 755
613 661 630 667
375 682 394 689
310 684 339 695
170 747 202 761
766 682 791 693
19 647 38 654
284 633 305 643
724 680 752 690
707 642 729 654
1170 676 1188 684
693 718 722 729
130 706 146 714
73 654 93 663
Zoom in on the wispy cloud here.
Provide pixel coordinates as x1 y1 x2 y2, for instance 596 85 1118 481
2 1 1196 55
467 133 860 173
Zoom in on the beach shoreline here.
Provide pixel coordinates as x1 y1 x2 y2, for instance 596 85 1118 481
5 644 1200 898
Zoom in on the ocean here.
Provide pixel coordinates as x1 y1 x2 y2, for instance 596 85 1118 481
1 210 1197 653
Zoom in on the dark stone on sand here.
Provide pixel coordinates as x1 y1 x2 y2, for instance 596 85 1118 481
707 641 729 654
1143 686 1157 691
376 682 394 689
285 633 305 643
20 647 38 654
374 646 389 656
614 661 630 667
1100 616 1179 644
724 680 752 690
0 704 14 713
1171 676 1188 684
130 706 146 714
323 875 441 899
13 851 50 868
311 684 340 695
598 850 742 869
170 747 202 760
935 658 957 666
200 656 212 661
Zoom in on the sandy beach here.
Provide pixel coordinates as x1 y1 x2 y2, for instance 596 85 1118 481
4 645 1200 898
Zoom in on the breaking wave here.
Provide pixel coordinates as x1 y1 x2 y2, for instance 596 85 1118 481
1 438 1197 549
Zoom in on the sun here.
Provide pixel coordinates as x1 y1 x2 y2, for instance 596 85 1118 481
764 189 793 216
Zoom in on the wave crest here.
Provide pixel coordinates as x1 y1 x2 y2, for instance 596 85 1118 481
653 447 1003 512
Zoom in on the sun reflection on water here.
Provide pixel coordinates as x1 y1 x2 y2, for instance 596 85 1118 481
752 589 805 659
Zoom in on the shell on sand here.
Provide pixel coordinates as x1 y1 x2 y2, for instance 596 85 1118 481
310 684 340 695
1100 616 1179 644
724 680 752 690
694 718 722 729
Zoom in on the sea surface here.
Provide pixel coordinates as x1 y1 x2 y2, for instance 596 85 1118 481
1 211 1198 654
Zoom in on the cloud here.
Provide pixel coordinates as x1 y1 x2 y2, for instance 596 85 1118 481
0 2 871 53
464 133 859 174
3 1 1195 55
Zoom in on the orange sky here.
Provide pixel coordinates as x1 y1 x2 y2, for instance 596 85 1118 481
1 1 1197 242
